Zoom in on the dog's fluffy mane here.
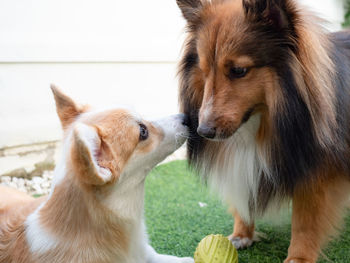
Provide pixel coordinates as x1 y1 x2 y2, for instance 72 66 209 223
178 0 350 216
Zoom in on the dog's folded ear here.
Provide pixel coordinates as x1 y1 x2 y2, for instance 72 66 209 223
71 123 115 186
51 84 84 129
243 0 291 31
176 0 202 25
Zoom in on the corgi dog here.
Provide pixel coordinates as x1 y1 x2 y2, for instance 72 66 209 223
176 0 350 262
0 86 194 263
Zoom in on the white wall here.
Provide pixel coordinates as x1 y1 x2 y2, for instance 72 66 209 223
0 63 180 147
0 0 186 62
0 0 345 148
0 0 186 148
302 0 344 31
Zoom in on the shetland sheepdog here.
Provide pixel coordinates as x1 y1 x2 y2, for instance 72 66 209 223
0 86 193 263
176 0 350 262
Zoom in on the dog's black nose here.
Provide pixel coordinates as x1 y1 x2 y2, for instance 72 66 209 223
177 114 190 127
181 114 190 127
197 124 216 139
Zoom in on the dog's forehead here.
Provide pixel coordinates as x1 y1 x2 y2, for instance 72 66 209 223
80 106 142 127
201 1 245 35
198 1 248 63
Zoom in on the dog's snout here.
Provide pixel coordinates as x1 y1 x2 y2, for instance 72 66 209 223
197 124 216 139
152 114 188 156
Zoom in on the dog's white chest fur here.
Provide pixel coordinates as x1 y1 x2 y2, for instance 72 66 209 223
207 115 266 222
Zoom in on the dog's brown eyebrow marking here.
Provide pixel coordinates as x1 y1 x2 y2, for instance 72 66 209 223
223 56 255 69
233 56 254 67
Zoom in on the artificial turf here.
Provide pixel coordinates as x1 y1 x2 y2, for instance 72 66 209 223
145 160 350 263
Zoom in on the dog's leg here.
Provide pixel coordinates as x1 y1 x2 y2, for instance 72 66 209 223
145 244 194 263
284 175 350 263
228 208 256 249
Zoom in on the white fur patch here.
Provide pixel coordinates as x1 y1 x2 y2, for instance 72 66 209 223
204 114 270 222
228 231 264 249
146 243 194 263
132 114 188 168
25 203 58 253
154 115 188 147
50 131 72 193
230 237 254 249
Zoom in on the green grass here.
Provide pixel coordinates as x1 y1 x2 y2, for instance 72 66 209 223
145 160 350 263
344 0 350 28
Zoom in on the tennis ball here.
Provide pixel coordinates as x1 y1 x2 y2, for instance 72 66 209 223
194 234 238 263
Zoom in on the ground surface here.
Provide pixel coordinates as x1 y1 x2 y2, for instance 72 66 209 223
145 161 350 263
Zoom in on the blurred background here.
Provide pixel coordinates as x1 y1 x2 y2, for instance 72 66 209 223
0 0 347 194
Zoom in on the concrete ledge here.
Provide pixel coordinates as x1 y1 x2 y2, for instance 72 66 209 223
0 141 59 177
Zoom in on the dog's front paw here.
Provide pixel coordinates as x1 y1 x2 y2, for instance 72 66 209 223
179 257 194 263
228 236 253 249
284 258 314 263
228 231 265 249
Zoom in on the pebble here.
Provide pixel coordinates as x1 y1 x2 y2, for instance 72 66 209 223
0 171 54 195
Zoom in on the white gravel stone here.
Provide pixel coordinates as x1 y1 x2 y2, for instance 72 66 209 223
17 178 25 188
32 176 44 184
1 176 11 183
0 173 52 196
42 181 51 189
0 148 182 196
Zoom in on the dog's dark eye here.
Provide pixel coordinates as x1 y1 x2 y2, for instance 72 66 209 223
139 124 148 141
229 67 248 79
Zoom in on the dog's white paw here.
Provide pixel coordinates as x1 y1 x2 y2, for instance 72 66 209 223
284 258 313 263
228 231 266 249
229 236 254 249
180 257 194 263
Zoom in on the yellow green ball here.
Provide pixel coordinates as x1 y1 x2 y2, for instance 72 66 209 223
194 234 238 263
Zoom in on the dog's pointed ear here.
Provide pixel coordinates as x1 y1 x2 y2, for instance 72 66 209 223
243 0 290 30
51 84 83 129
176 0 202 25
71 123 116 186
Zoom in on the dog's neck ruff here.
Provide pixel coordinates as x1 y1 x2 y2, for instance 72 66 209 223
199 115 270 222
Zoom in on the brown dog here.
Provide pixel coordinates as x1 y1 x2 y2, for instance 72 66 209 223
176 0 350 262
0 87 193 263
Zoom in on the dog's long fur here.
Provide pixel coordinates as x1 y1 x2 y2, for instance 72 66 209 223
177 0 350 261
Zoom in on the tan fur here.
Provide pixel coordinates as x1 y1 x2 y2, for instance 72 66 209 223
37 176 128 263
51 85 87 130
228 208 255 240
0 186 34 215
285 174 350 263
75 109 139 185
0 188 46 263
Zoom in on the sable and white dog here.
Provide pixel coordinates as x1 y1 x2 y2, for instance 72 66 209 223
0 86 194 263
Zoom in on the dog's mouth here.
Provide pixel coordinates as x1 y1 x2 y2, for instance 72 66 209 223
204 130 235 142
200 107 256 141
241 107 255 124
